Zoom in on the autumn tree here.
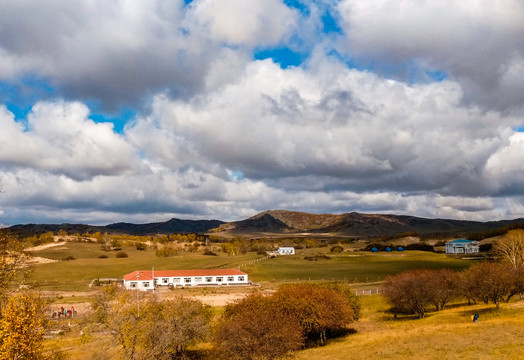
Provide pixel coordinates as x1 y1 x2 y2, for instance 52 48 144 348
139 298 212 359
424 269 460 311
507 265 524 301
91 286 211 359
494 229 524 267
0 291 49 360
0 230 28 300
213 294 303 360
462 262 513 308
273 283 355 343
383 270 433 318
320 282 361 320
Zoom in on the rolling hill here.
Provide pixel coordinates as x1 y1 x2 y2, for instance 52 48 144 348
210 210 524 237
7 210 524 238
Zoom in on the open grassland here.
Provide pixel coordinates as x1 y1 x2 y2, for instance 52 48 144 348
242 250 472 283
26 243 260 291
292 296 524 360
26 243 473 291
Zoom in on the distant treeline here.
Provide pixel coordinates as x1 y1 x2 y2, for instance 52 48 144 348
467 223 524 241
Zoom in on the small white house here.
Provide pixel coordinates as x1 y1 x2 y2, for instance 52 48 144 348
277 247 295 255
123 269 248 291
445 239 479 254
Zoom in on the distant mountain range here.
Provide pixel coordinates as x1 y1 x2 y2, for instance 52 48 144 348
7 209 524 238
7 218 224 238
211 210 524 238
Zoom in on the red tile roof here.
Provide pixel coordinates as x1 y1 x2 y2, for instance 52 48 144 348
123 268 247 281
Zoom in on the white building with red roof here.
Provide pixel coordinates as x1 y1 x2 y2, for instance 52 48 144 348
123 268 249 290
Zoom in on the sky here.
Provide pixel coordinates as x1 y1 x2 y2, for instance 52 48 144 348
1 0 524 225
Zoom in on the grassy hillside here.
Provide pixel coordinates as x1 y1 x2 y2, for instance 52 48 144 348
293 296 524 360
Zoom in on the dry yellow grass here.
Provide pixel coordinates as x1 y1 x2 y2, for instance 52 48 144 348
292 296 524 360
45 295 524 359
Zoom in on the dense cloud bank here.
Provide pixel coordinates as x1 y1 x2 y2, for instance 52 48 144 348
1 0 524 224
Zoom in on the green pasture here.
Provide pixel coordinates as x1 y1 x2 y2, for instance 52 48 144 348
27 243 259 291
26 243 473 292
243 250 472 283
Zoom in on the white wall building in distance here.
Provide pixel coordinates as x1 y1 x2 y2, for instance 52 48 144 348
123 269 248 291
445 239 479 254
277 247 295 255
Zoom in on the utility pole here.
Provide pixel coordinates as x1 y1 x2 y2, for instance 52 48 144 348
136 272 140 317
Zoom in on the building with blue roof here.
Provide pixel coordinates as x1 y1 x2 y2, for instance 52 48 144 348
445 239 479 254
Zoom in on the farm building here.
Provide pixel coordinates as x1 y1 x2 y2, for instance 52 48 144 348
445 239 479 254
277 247 295 255
123 269 248 291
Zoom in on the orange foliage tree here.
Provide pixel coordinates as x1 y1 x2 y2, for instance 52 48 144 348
0 291 49 360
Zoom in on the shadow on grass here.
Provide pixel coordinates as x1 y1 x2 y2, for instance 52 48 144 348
305 328 358 348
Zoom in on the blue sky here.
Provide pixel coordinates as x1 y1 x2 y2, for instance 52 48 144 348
1 0 524 225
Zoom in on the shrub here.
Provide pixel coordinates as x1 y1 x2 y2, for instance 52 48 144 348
304 255 331 261
461 262 513 307
203 250 218 256
383 270 432 318
213 295 303 360
155 247 178 257
273 283 355 343
479 243 493 252
135 242 147 251
405 242 434 251
330 245 344 253
98 254 109 259
320 282 361 320
63 255 75 261
115 251 128 258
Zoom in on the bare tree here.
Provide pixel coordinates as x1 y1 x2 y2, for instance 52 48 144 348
494 229 524 268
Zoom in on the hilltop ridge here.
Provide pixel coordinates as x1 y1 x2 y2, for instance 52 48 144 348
7 210 524 238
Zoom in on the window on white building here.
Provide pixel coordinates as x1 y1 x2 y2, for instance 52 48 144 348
143 282 149 288
173 278 181 283
227 276 234 281
130 282 137 288
195 277 202 282
216 277 223 282
162 278 168 284
238 276 245 281
206 277 213 283
184 278 191 283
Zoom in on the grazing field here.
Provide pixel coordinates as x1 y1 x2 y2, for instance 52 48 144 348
26 242 472 291
292 296 524 360
26 243 260 291
242 250 472 284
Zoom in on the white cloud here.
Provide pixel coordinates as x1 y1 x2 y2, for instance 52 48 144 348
0 102 137 180
190 0 297 47
130 57 520 198
336 0 524 109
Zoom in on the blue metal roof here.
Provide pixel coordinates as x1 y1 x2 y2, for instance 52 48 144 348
447 239 472 244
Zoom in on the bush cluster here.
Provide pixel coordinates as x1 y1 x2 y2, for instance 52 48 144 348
155 247 178 257
213 283 360 360
383 262 524 318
